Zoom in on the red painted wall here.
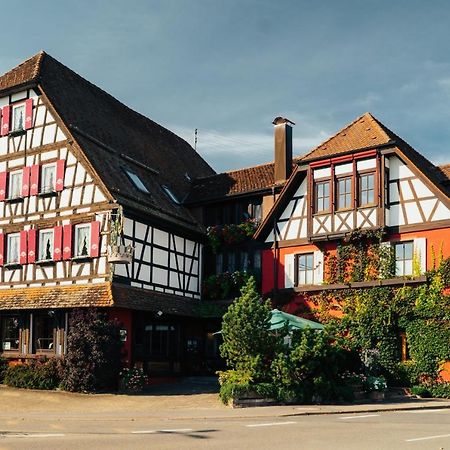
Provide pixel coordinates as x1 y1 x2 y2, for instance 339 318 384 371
108 308 133 367
262 225 450 317
389 227 450 271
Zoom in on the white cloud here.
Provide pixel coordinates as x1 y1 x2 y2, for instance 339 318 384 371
171 124 330 172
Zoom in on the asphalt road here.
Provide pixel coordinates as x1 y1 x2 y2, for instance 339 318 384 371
1 409 449 450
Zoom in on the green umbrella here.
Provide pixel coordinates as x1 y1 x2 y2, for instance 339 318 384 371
269 309 324 331
213 309 324 335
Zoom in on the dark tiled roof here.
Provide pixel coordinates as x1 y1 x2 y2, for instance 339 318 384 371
186 157 303 203
0 52 215 233
0 284 112 310
111 284 226 318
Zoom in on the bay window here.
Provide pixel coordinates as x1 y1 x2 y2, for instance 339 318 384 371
359 173 375 206
336 177 352 210
314 181 330 213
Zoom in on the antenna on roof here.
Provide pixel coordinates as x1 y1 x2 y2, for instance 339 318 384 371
194 128 198 151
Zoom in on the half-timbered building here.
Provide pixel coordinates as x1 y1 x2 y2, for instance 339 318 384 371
255 113 450 317
0 52 217 374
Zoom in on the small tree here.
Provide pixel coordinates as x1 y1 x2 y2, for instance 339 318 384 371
61 308 122 392
220 277 278 380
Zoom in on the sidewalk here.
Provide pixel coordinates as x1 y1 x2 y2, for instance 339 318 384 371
1 383 450 421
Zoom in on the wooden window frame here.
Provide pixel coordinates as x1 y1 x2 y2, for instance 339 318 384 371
37 228 54 263
313 179 331 215
39 162 57 195
0 314 22 354
73 223 91 258
393 240 414 277
11 102 26 134
295 252 314 286
5 232 20 266
358 170 377 208
7 169 23 201
33 313 57 355
335 175 353 211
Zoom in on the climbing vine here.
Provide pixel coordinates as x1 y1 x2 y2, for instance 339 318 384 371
310 237 450 392
324 228 396 284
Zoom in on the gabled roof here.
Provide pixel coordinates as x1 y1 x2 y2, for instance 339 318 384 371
0 52 215 234
254 113 450 241
301 112 394 162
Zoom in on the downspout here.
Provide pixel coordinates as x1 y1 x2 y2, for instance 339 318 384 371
272 186 278 293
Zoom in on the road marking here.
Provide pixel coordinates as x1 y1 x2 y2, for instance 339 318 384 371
339 414 379 420
132 428 193 434
405 433 450 442
3 433 65 439
246 421 296 428
405 409 446 414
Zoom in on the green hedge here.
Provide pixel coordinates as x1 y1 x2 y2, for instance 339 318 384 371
4 359 62 390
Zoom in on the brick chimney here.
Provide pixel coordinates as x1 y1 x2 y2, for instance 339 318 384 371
273 116 295 183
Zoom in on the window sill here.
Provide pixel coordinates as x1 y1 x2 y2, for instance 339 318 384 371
8 130 26 137
38 191 58 198
1 351 21 356
36 350 56 355
35 260 56 266
289 275 427 293
4 263 22 270
5 197 24 204
357 204 377 210
312 211 331 217
335 207 353 213
71 256 93 263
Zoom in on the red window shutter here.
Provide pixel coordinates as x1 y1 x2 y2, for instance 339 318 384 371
0 172 7 201
1 105 10 136
30 164 40 196
62 224 72 260
27 229 36 264
24 99 33 130
20 230 28 265
0 233 4 266
22 166 31 197
53 226 63 261
90 221 101 257
55 160 65 192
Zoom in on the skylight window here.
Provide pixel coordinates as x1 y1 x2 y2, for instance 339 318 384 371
162 185 180 204
124 169 150 194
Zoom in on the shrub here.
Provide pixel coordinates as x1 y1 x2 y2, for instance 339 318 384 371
428 382 450 399
220 277 280 380
4 358 62 390
410 385 431 398
0 357 8 383
61 308 122 392
120 367 147 392
270 328 351 403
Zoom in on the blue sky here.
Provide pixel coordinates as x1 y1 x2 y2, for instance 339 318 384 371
1 1 450 172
